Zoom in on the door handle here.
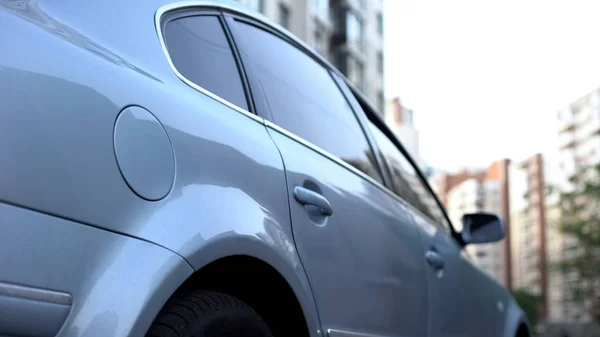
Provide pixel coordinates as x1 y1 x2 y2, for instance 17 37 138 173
425 250 445 270
293 186 333 216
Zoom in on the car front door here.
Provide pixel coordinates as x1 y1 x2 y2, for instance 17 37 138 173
364 117 495 337
227 17 429 337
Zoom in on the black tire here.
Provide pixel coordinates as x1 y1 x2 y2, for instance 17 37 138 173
146 290 274 337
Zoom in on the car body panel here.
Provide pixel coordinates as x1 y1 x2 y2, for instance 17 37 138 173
0 0 529 336
504 299 531 337
267 128 429 337
413 213 486 337
411 212 526 337
0 282 72 337
0 0 295 278
0 1 322 336
0 0 289 257
0 202 193 337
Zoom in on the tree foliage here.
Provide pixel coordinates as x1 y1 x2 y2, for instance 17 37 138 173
555 163 600 323
513 289 541 327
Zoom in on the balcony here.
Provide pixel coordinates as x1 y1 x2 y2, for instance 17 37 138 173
580 109 600 138
559 121 576 134
331 0 365 11
575 106 591 125
310 0 330 24
347 0 365 10
559 132 578 150
329 4 366 89
330 0 366 54
558 107 575 133
562 139 578 150
518 160 529 170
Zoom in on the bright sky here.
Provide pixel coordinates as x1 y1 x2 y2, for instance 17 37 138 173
384 0 600 171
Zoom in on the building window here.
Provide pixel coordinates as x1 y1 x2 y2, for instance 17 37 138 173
311 0 329 21
592 91 600 106
248 0 264 13
279 3 290 29
404 108 414 125
237 0 264 13
314 29 324 54
349 0 365 10
377 50 383 75
348 56 364 90
346 11 363 51
376 12 383 36
377 90 384 115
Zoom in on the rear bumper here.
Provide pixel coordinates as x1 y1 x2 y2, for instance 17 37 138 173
0 202 193 337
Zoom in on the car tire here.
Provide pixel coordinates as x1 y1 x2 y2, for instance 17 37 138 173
146 290 273 337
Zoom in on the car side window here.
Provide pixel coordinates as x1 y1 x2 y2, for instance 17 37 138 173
163 15 248 110
230 20 383 183
367 120 451 230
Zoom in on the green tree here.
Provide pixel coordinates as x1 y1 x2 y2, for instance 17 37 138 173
555 163 600 323
513 289 541 327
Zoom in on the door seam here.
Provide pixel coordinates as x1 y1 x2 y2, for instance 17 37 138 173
263 124 326 337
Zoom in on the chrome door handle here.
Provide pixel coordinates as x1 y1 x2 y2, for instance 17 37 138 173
293 186 333 216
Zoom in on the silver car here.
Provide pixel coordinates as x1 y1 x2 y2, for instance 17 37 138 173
0 0 529 336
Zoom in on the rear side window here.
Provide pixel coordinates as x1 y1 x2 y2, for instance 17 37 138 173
231 20 382 182
164 15 248 110
368 120 450 230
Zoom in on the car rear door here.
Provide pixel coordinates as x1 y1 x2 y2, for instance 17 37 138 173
227 16 429 337
363 117 492 337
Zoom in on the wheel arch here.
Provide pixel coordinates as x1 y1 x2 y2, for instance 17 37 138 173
182 255 310 337
148 235 323 337
515 323 531 337
504 298 532 337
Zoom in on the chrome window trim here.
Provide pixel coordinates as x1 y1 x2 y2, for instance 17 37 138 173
0 281 72 306
328 328 391 337
266 121 412 210
265 121 386 189
154 1 264 124
267 121 445 226
156 1 350 82
155 1 370 121
155 1 438 225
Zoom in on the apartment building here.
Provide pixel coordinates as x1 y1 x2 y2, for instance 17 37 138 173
385 97 420 165
509 153 567 322
554 87 600 322
432 160 512 287
446 177 506 285
558 87 600 183
429 169 483 207
236 0 385 113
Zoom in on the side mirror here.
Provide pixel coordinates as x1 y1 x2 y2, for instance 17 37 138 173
461 212 505 245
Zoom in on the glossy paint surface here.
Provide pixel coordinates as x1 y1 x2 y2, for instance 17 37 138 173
114 106 175 201
0 0 528 336
0 0 321 335
0 0 291 266
412 211 513 337
0 284 71 337
0 202 193 337
269 129 429 337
